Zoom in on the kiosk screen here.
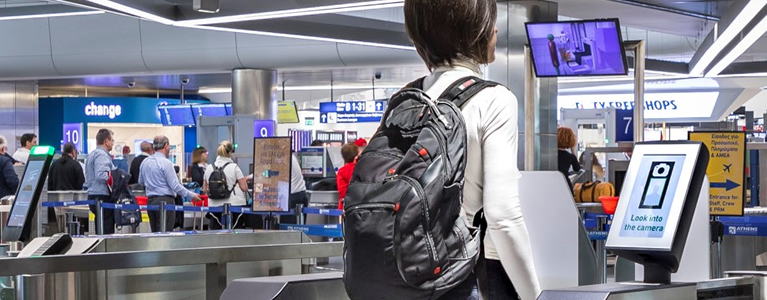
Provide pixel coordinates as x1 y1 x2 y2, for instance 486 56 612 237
6 160 46 227
619 155 685 238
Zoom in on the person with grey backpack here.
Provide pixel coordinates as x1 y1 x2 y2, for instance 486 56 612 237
343 0 541 299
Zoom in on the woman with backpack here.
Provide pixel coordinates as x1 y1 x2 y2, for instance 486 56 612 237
402 0 541 298
203 141 249 230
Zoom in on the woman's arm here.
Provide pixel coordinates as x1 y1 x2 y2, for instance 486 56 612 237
480 87 541 300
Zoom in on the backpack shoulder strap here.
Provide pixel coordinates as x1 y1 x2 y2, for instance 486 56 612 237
438 76 500 108
405 77 426 90
216 162 231 171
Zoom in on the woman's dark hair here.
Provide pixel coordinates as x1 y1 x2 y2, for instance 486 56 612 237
404 0 497 70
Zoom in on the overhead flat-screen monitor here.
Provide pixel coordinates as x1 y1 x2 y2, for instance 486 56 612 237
605 141 708 283
2 146 55 242
158 105 195 126
525 18 628 77
194 104 228 117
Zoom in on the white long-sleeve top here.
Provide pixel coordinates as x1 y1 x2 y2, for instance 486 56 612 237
422 62 542 300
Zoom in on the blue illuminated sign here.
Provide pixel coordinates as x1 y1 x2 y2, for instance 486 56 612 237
615 109 634 142
194 104 228 117
319 100 387 124
159 105 196 126
254 120 275 138
62 123 83 152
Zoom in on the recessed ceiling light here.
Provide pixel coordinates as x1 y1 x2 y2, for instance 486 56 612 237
689 0 767 76
0 10 103 21
84 0 174 24
176 0 404 26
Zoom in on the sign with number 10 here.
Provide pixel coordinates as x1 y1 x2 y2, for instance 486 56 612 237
62 123 83 152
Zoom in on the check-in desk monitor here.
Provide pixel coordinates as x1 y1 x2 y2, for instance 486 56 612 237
297 147 337 178
606 141 709 283
2 146 55 242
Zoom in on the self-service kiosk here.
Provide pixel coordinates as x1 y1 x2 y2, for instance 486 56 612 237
538 141 709 300
2 146 55 243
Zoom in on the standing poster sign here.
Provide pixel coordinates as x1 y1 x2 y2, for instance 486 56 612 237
252 137 292 212
688 131 746 216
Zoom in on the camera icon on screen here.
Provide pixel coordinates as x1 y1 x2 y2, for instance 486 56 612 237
652 163 671 177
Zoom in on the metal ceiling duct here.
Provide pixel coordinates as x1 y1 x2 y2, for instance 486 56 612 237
0 13 420 80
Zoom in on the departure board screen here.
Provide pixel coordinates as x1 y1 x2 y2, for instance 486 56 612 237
159 105 195 126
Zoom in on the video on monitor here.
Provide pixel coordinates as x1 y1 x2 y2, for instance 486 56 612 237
525 19 628 77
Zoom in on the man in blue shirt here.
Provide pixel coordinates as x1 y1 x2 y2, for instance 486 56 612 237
0 136 19 199
85 129 116 234
139 136 200 232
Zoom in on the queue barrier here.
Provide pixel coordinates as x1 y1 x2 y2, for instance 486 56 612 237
719 216 767 237
279 224 344 238
42 200 345 237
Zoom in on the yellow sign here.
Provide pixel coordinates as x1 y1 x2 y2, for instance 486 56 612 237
688 131 746 216
278 101 300 124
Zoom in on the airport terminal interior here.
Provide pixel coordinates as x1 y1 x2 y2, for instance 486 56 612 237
4 0 767 299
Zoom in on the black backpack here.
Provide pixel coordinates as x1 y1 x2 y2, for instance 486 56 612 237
343 76 498 299
109 168 141 227
208 162 235 199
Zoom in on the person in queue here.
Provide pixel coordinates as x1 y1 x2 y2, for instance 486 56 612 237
139 136 201 232
335 142 358 210
129 141 153 185
203 141 249 230
310 140 324 147
85 129 117 234
0 136 19 199
404 0 541 298
49 142 85 191
189 146 209 188
113 145 130 172
12 133 37 165
279 152 308 225
48 142 85 234
557 127 581 193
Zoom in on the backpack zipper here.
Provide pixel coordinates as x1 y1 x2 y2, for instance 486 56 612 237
427 122 452 182
344 203 396 213
399 175 439 268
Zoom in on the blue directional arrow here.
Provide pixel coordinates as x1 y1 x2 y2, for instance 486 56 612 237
711 179 740 191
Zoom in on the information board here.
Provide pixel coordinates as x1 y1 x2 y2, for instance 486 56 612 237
252 137 291 212
62 123 83 152
278 101 300 124
158 105 195 126
688 131 746 216
319 100 387 123
315 130 345 146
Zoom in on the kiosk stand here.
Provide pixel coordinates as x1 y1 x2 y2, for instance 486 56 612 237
538 141 709 300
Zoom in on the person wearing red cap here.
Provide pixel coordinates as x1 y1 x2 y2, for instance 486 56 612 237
336 142 359 209
353 138 367 155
